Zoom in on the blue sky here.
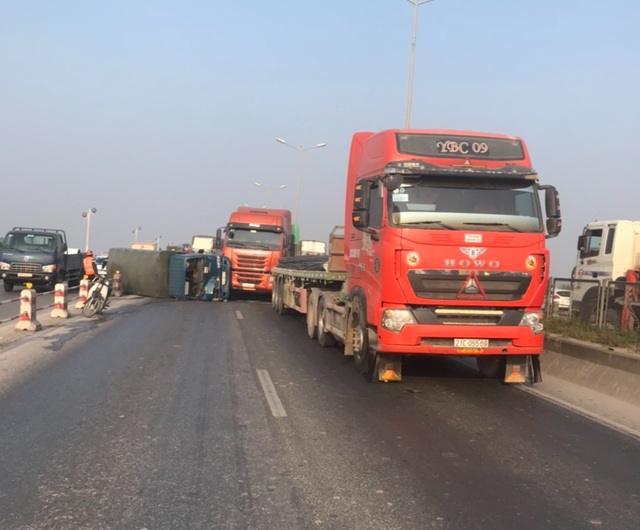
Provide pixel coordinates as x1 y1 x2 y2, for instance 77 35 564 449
1 1 638 277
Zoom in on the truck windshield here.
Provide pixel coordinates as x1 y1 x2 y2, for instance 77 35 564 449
3 233 56 251
388 179 543 232
225 229 282 250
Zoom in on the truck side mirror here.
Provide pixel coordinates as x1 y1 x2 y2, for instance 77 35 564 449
542 185 560 219
577 235 586 252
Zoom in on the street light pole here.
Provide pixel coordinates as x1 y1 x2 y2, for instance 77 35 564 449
132 226 142 243
254 182 286 206
81 207 97 251
405 0 435 128
276 138 326 225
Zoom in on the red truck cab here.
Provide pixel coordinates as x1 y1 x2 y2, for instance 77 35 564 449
222 206 293 293
344 129 561 382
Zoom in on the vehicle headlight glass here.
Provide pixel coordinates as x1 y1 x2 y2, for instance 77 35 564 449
42 264 57 273
519 312 544 335
0 261 10 270
381 309 417 333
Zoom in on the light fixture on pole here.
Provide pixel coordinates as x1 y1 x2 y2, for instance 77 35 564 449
276 138 326 225
254 181 286 206
81 207 97 251
405 0 435 128
132 226 142 243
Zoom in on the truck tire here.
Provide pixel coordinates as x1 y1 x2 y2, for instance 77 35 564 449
276 278 289 315
350 294 373 377
317 297 336 347
306 293 317 339
3 281 14 292
271 278 278 311
579 298 597 324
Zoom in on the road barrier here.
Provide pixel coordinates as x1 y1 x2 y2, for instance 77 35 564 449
15 288 42 331
75 279 89 308
50 283 70 319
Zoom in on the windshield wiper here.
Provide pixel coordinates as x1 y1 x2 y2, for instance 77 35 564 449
462 222 522 232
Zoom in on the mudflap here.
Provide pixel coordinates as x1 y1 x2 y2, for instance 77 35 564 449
504 355 542 385
373 353 402 383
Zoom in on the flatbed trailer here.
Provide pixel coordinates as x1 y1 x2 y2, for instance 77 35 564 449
272 253 348 343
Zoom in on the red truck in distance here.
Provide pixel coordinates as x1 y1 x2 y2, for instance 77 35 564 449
272 129 562 383
220 206 293 294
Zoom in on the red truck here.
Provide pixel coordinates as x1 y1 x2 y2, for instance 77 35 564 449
271 128 562 383
221 206 293 293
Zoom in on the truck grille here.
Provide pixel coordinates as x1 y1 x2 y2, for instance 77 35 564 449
408 270 531 302
10 263 43 273
234 254 267 273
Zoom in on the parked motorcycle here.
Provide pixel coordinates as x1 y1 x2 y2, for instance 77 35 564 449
82 275 112 318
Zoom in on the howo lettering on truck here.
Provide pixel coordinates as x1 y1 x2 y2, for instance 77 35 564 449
271 129 562 383
220 207 293 293
0 227 84 292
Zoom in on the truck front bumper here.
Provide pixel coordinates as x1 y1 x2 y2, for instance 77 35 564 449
376 323 544 356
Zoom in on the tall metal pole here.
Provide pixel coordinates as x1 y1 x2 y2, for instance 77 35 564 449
254 182 286 207
82 207 97 251
276 138 326 226
406 0 435 128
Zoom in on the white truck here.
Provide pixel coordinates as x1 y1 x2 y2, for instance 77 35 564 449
571 219 640 326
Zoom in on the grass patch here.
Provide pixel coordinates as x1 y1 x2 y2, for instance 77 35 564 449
545 316 640 352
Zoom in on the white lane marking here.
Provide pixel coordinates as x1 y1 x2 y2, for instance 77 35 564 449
235 310 243 319
256 369 287 417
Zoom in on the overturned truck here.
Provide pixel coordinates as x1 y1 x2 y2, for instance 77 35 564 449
106 248 230 301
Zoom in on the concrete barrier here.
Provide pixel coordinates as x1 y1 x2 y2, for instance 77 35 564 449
15 288 42 331
50 282 70 319
75 279 89 308
543 334 640 407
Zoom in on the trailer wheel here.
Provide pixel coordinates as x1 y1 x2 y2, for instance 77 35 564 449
317 297 336 347
306 293 317 339
271 278 278 311
350 295 373 377
476 355 506 379
276 278 289 315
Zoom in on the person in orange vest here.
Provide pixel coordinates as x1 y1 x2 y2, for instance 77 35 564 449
83 250 100 281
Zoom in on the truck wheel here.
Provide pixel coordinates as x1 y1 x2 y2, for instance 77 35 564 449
350 295 373 376
579 298 597 324
604 308 620 329
3 281 14 292
477 355 506 379
271 279 278 311
276 278 289 315
317 297 336 347
306 293 317 339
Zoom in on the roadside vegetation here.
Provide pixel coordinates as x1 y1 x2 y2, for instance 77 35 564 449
545 316 640 352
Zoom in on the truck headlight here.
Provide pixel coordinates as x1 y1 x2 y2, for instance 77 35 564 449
0 261 10 270
519 312 544 335
42 264 57 273
381 309 417 333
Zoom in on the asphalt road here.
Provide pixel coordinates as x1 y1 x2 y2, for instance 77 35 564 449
0 298 638 529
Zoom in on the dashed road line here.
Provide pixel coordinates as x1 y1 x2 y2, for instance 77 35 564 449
256 369 287 417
